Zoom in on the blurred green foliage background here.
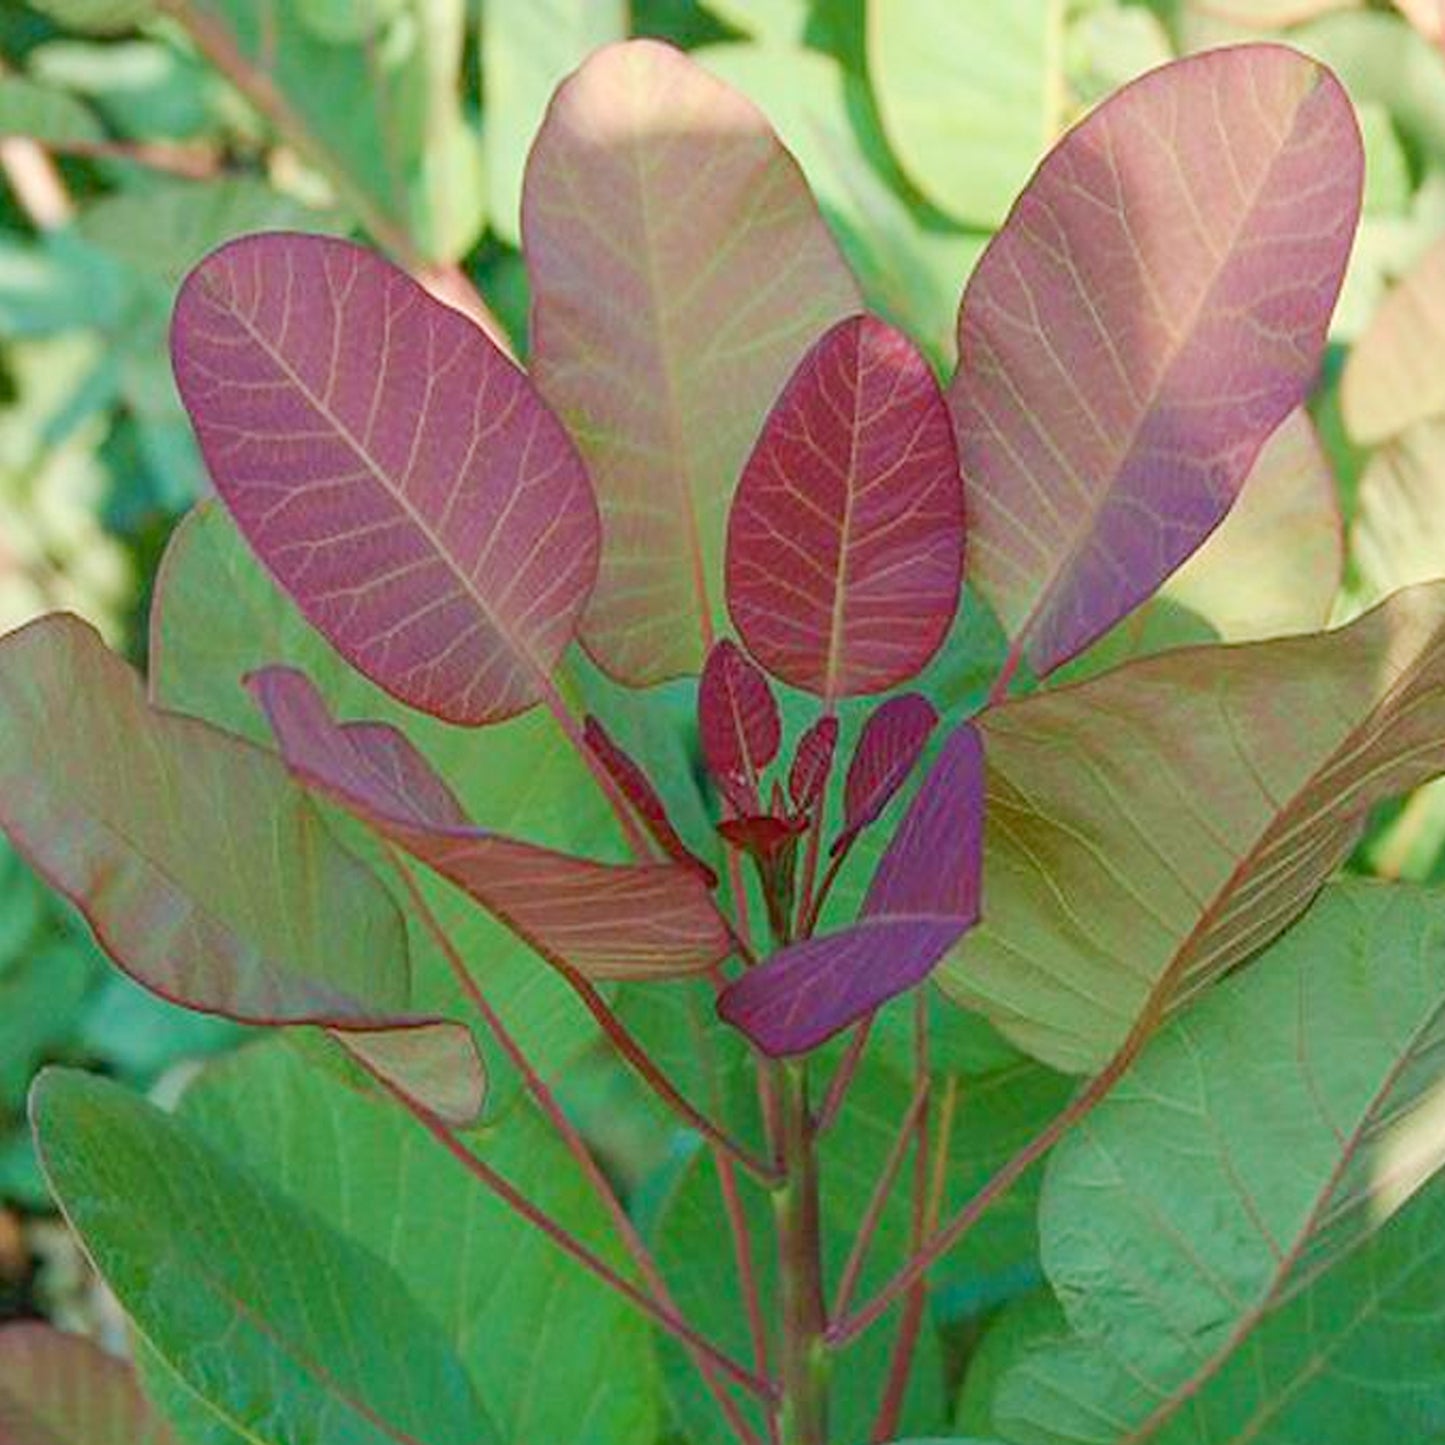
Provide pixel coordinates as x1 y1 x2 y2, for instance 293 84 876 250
3 0 1445 1330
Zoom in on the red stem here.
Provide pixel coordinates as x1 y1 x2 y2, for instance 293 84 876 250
815 1017 873 1135
561 968 778 1186
390 854 770 1439
870 994 932 1441
830 1023 1149 1347
829 1080 928 1324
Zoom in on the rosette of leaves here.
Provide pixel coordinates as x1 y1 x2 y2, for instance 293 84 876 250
4 34 1445 1445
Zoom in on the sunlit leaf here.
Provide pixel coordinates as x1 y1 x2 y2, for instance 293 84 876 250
22 0 154 32
0 614 407 1027
940 581 1445 1072
33 1069 494 1445
1351 417 1445 603
1342 231 1445 446
249 666 731 980
726 315 965 700
329 1021 485 1127
0 1324 179 1445
993 883 1445 1443
868 0 1054 227
697 638 782 815
172 231 598 725
0 76 104 144
950 46 1361 680
524 39 861 683
482 0 626 245
720 723 983 1054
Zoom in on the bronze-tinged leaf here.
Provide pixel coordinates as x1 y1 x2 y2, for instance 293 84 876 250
524 39 861 683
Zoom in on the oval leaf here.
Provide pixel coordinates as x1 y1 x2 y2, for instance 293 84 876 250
0 614 408 1027
524 39 861 683
0 1324 180 1445
698 638 782 815
32 1069 494 1445
949 45 1361 679
1351 416 1445 602
720 723 984 1055
171 231 598 725
941 580 1445 1072
249 666 732 980
726 314 965 699
329 1021 486 1128
1342 230 1445 445
998 883 1445 1442
836 692 938 853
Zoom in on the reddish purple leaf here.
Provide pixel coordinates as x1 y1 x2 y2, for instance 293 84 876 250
248 667 731 980
719 723 985 1055
789 715 839 814
949 46 1361 679
583 715 717 885
698 639 782 815
726 314 965 699
172 231 598 726
835 692 938 853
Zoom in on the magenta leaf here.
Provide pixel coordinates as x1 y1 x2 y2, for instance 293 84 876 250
698 639 783 815
727 313 965 699
717 813 808 863
247 667 731 980
172 231 598 726
789 715 840 814
835 692 938 854
583 715 718 886
719 722 985 1055
949 46 1361 679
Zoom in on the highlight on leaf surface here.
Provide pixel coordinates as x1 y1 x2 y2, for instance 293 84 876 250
949 44 1362 682
942 580 1445 1073
524 38 861 683
0 613 412 1029
725 313 966 700
249 666 732 980
720 722 984 1055
992 882 1445 1442
171 230 598 726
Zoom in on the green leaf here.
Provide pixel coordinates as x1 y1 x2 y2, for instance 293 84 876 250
868 0 1058 227
136 1341 254 1445
22 0 155 33
32 1068 496 1445
0 1323 180 1445
992 881 1445 1442
0 613 410 1028
0 942 95 1103
76 176 336 290
953 1291 1065 1437
481 0 626 246
940 581 1445 1072
703 0 808 40
694 41 985 369
179 1039 657 1445
0 76 103 144
295 0 405 43
150 504 614 1109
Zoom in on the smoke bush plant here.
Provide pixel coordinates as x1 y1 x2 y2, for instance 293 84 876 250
3 33 1445 1445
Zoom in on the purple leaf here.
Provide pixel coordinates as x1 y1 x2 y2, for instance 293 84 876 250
719 723 985 1055
248 667 732 980
726 314 965 699
835 692 938 853
172 232 598 726
583 715 718 885
949 46 1361 679
698 639 782 815
789 715 839 814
